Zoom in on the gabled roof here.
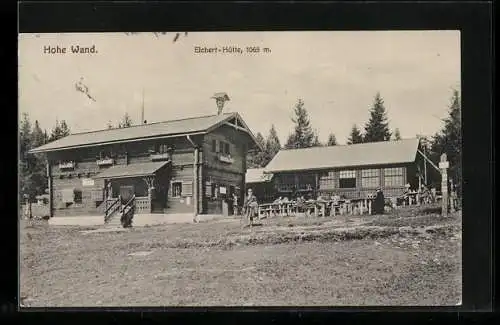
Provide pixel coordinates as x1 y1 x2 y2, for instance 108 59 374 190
246 168 274 184
29 112 262 153
264 138 420 173
93 161 170 179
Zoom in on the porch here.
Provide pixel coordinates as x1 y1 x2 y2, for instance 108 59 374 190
93 161 173 218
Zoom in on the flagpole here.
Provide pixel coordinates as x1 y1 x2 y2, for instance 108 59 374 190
141 88 145 124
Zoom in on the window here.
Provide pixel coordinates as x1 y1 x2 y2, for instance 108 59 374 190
73 189 83 204
361 169 380 188
154 143 170 154
297 174 315 190
339 170 356 188
98 147 113 159
212 139 217 152
277 174 295 192
172 182 182 197
319 170 336 189
384 167 404 187
218 141 231 155
209 183 222 199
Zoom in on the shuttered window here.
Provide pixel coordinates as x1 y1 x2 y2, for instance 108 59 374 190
91 189 104 202
61 189 74 203
182 181 193 196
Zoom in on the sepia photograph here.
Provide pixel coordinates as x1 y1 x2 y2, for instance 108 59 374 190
19 31 462 307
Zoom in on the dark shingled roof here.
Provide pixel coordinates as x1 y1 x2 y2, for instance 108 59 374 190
93 161 170 179
30 112 260 153
264 138 420 173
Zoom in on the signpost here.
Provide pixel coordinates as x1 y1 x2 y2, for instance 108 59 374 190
439 153 449 217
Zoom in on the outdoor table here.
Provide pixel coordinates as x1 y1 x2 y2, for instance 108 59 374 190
259 198 381 218
304 200 317 217
281 202 293 216
274 202 292 216
314 199 330 217
328 200 341 216
257 203 271 218
339 199 354 215
258 202 293 218
339 198 374 215
401 191 418 206
288 202 300 215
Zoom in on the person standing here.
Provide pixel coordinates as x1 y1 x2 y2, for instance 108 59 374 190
243 188 258 226
232 192 239 216
372 188 385 215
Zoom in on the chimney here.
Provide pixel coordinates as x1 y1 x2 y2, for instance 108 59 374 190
211 92 230 115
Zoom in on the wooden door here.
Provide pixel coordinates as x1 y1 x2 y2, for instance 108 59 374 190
120 185 135 204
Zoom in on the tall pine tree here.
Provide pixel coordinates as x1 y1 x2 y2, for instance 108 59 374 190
327 133 338 146
247 132 267 168
284 99 319 149
430 89 462 194
49 119 71 142
43 129 49 144
31 120 45 148
347 124 363 145
118 112 133 128
19 114 48 201
20 113 32 158
265 124 281 164
363 92 392 143
312 130 322 147
30 121 48 194
59 120 70 137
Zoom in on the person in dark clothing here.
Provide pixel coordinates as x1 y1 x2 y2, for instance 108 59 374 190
243 188 259 226
372 188 385 215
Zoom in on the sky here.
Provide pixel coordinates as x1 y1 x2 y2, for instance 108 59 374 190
18 31 460 145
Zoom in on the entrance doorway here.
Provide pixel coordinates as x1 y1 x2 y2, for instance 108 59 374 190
120 185 135 204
